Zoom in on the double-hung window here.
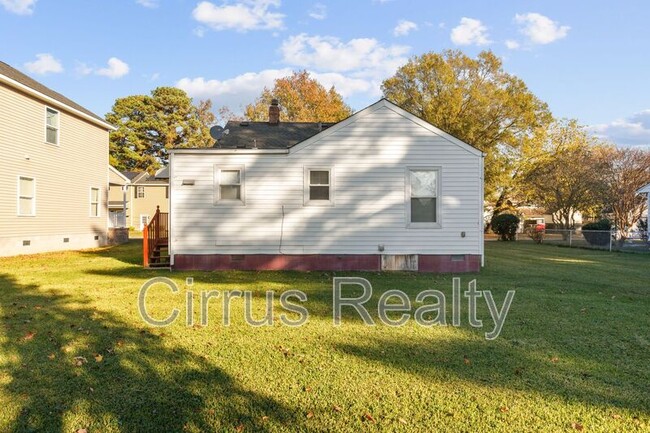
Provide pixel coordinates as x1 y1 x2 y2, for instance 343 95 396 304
90 187 100 217
18 176 35 216
407 168 440 227
304 168 334 205
215 166 244 204
45 107 59 145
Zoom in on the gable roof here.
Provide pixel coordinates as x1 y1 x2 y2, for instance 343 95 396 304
122 169 169 185
171 99 483 157
215 121 335 149
0 61 114 130
109 166 131 185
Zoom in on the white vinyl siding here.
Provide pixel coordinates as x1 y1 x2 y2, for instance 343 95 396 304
170 103 482 257
90 187 100 217
214 165 245 205
45 107 59 145
18 176 35 216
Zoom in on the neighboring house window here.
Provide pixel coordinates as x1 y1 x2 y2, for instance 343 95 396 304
304 168 334 205
214 166 245 204
18 176 35 216
45 107 59 145
90 187 100 217
165 186 169 199
407 168 440 227
136 186 145 198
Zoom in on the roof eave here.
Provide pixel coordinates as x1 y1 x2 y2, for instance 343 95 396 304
0 72 116 131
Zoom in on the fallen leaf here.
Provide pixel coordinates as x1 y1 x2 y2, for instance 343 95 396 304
571 422 584 431
363 413 376 423
23 331 35 341
94 354 103 363
306 411 314 419
75 429 88 433
463 355 471 365
398 417 408 424
550 356 559 363
332 405 342 412
302 386 312 393
499 406 509 413
47 353 56 360
610 413 621 419
235 423 244 432
73 356 87 367
261 416 269 421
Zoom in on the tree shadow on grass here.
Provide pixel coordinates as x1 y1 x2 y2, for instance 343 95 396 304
0 273 317 432
334 332 650 418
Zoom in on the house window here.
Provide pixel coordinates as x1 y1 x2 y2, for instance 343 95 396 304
304 168 334 205
90 187 100 217
136 186 145 198
407 168 440 227
18 176 35 216
214 166 244 204
45 107 59 145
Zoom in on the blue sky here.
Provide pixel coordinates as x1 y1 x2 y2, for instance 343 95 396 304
1 0 649 147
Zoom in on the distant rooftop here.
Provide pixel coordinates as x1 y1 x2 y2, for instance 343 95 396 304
216 121 335 149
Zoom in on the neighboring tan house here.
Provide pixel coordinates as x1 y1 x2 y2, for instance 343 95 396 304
108 167 169 230
108 166 131 228
167 99 485 272
0 61 115 256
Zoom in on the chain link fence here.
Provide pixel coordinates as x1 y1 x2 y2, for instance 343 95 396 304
520 228 650 252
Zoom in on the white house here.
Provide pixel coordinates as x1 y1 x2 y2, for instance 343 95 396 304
638 183 650 228
168 99 484 272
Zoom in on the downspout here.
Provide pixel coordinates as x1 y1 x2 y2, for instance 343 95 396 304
168 153 174 268
478 153 485 267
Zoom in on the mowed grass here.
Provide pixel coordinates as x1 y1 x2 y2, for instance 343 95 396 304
0 242 648 432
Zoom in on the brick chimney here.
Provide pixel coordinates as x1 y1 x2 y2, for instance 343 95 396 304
268 99 280 125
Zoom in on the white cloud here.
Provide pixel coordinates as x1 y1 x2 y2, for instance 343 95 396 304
505 39 520 50
590 110 650 147
96 57 130 79
136 0 159 8
308 3 326 20
77 57 130 79
192 0 284 32
515 12 570 45
0 0 36 15
450 17 491 46
176 68 376 113
393 19 417 37
24 53 63 75
193 26 206 37
281 33 409 73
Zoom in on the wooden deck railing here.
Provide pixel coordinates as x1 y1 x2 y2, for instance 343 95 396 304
143 206 169 267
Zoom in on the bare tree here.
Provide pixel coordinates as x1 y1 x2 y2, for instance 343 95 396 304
599 147 650 241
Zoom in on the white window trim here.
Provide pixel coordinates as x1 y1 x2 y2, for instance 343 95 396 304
304 167 335 206
45 107 59 146
214 165 245 205
17 175 36 217
405 166 441 229
89 187 101 217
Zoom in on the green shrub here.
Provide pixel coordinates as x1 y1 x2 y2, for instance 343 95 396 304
582 219 611 246
491 213 520 241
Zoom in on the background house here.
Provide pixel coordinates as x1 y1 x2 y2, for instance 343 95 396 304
168 99 484 272
0 61 114 256
638 183 650 228
108 167 169 230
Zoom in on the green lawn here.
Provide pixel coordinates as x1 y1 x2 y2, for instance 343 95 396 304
0 242 648 432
